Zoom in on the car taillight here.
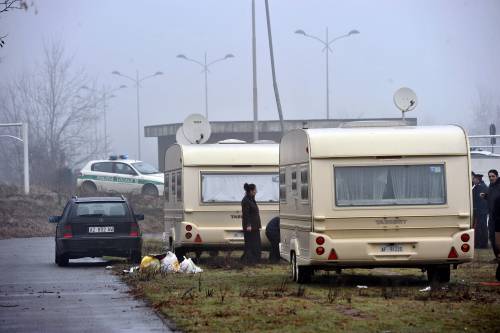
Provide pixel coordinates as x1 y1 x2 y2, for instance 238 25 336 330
461 244 470 252
328 249 338 260
129 223 139 237
461 233 470 242
185 225 192 231
448 247 458 258
63 225 72 238
316 247 325 255
316 236 325 245
185 232 192 239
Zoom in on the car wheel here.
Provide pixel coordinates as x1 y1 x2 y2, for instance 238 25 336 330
130 250 142 264
208 250 219 258
81 181 97 195
142 184 158 197
56 249 69 267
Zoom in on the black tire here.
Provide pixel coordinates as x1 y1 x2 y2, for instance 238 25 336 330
130 250 142 264
290 252 297 282
291 252 312 283
427 265 450 284
81 181 97 195
208 250 219 258
142 184 158 197
56 248 69 267
174 247 187 261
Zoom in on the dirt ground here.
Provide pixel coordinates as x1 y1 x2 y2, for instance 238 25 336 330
0 185 164 239
118 241 500 333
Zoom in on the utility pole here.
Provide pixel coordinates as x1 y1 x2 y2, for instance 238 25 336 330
252 0 259 141
264 0 285 134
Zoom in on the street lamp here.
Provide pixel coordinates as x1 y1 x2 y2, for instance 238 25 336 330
81 85 127 156
295 28 359 119
176 52 234 119
111 70 163 160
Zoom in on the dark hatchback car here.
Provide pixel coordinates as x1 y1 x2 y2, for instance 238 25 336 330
49 196 143 266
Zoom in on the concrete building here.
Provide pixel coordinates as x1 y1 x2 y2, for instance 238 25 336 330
145 118 417 171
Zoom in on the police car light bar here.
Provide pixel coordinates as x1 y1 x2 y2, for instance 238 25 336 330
119 154 128 160
109 155 118 160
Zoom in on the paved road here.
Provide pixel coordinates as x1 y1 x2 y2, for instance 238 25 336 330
0 237 172 333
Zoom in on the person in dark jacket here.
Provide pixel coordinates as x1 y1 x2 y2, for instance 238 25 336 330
472 174 489 248
265 216 280 263
481 169 500 257
241 183 261 264
492 194 500 281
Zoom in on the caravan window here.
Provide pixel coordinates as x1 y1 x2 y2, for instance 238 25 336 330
201 173 279 203
334 164 446 207
165 173 170 201
279 168 286 202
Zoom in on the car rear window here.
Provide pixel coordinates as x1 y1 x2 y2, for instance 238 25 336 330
74 202 128 217
92 162 113 173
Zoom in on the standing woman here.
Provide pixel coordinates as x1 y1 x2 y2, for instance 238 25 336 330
241 183 261 264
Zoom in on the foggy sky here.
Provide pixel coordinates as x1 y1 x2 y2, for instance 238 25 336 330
2 0 500 167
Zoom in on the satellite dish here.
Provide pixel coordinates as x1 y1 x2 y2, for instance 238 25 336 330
176 127 191 145
182 114 211 144
394 87 417 119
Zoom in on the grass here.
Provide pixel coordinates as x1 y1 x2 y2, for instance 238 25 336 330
0 185 164 239
117 242 500 333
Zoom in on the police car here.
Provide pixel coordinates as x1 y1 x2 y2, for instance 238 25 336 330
77 155 164 196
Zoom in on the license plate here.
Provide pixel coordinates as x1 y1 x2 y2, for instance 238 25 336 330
232 231 243 239
380 244 403 253
89 226 114 233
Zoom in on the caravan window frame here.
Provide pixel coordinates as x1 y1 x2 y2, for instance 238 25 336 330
199 171 279 205
333 162 448 207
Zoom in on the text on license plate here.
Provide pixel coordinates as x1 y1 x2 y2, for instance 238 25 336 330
380 244 403 253
232 232 243 239
89 226 114 233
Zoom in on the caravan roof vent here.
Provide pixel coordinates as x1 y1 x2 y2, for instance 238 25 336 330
217 139 247 144
339 120 410 128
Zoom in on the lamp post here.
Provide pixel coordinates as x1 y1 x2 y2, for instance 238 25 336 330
295 28 359 119
111 70 163 160
81 85 127 155
176 52 234 119
0 123 29 194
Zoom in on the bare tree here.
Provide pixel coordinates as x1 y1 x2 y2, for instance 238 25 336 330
0 41 103 191
0 0 33 49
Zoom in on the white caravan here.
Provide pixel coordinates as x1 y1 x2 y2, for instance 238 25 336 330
279 125 474 283
164 143 279 257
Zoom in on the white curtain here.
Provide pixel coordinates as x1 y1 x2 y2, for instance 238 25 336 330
335 165 445 206
201 173 279 203
390 165 445 204
335 167 389 206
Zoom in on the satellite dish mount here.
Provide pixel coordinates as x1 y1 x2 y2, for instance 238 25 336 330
393 87 418 120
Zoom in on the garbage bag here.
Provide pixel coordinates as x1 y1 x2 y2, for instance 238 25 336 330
140 255 160 271
179 257 203 274
161 251 180 273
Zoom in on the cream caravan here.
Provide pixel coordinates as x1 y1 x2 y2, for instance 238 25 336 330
279 125 473 283
164 143 279 257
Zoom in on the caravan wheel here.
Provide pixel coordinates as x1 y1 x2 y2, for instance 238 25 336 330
290 252 297 282
291 252 312 284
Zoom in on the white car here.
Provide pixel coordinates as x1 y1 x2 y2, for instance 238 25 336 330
77 156 164 196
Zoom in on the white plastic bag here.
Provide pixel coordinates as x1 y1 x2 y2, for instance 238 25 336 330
161 251 180 273
179 257 203 274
